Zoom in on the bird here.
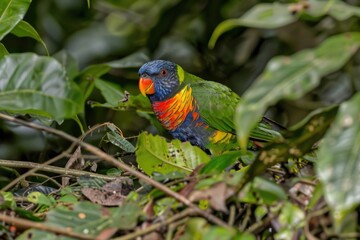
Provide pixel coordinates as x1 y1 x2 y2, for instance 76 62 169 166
138 60 281 151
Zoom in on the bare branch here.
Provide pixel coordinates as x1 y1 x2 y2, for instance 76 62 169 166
0 113 229 228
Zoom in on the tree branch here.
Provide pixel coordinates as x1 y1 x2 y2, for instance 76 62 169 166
0 159 118 181
0 113 229 228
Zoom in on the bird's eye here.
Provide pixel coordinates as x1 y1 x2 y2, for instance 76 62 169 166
160 69 167 76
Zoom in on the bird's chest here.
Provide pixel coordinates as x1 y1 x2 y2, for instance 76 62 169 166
151 86 199 131
151 87 212 147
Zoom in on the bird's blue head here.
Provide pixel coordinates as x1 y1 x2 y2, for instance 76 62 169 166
138 60 185 101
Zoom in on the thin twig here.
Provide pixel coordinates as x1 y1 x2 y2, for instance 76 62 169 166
297 179 317 187
0 213 93 240
1 150 74 192
228 205 236 226
26 173 62 188
114 208 193 240
266 168 286 175
0 160 117 181
304 207 329 240
246 215 274 234
0 113 229 228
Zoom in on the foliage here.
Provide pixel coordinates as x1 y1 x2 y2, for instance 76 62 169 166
0 0 360 239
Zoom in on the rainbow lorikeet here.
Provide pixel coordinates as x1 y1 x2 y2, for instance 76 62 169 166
138 60 281 150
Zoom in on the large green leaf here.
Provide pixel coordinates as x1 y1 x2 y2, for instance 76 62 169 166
0 53 83 121
18 201 141 239
317 93 360 229
11 20 49 55
235 32 360 148
136 132 210 176
47 202 140 231
209 3 295 48
0 0 31 41
93 78 124 108
209 0 360 48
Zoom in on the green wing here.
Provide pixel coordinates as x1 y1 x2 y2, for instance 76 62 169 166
185 73 282 142
187 74 239 133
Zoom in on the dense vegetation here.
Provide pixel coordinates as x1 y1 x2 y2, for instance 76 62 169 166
0 0 359 239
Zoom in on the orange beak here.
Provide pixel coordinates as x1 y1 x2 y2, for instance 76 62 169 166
139 78 155 96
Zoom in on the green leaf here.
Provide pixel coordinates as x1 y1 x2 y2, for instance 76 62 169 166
136 132 210 176
317 93 360 229
201 150 255 174
252 177 287 204
57 194 78 204
119 93 153 112
239 177 287 205
209 3 295 48
108 202 141 229
235 32 360 149
0 43 8 57
0 191 15 209
27 192 56 207
91 79 152 111
10 20 49 55
0 0 31 41
209 1 360 48
47 202 140 231
77 176 107 189
19 202 141 239
0 53 83 121
106 132 136 153
93 78 124 108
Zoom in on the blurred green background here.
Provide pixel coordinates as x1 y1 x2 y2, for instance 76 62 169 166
1 0 360 159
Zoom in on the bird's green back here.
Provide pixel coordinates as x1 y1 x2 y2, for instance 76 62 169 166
182 71 282 143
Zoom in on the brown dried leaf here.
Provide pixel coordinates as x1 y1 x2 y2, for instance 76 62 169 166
81 178 133 206
143 199 155 219
81 188 125 206
189 182 235 213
